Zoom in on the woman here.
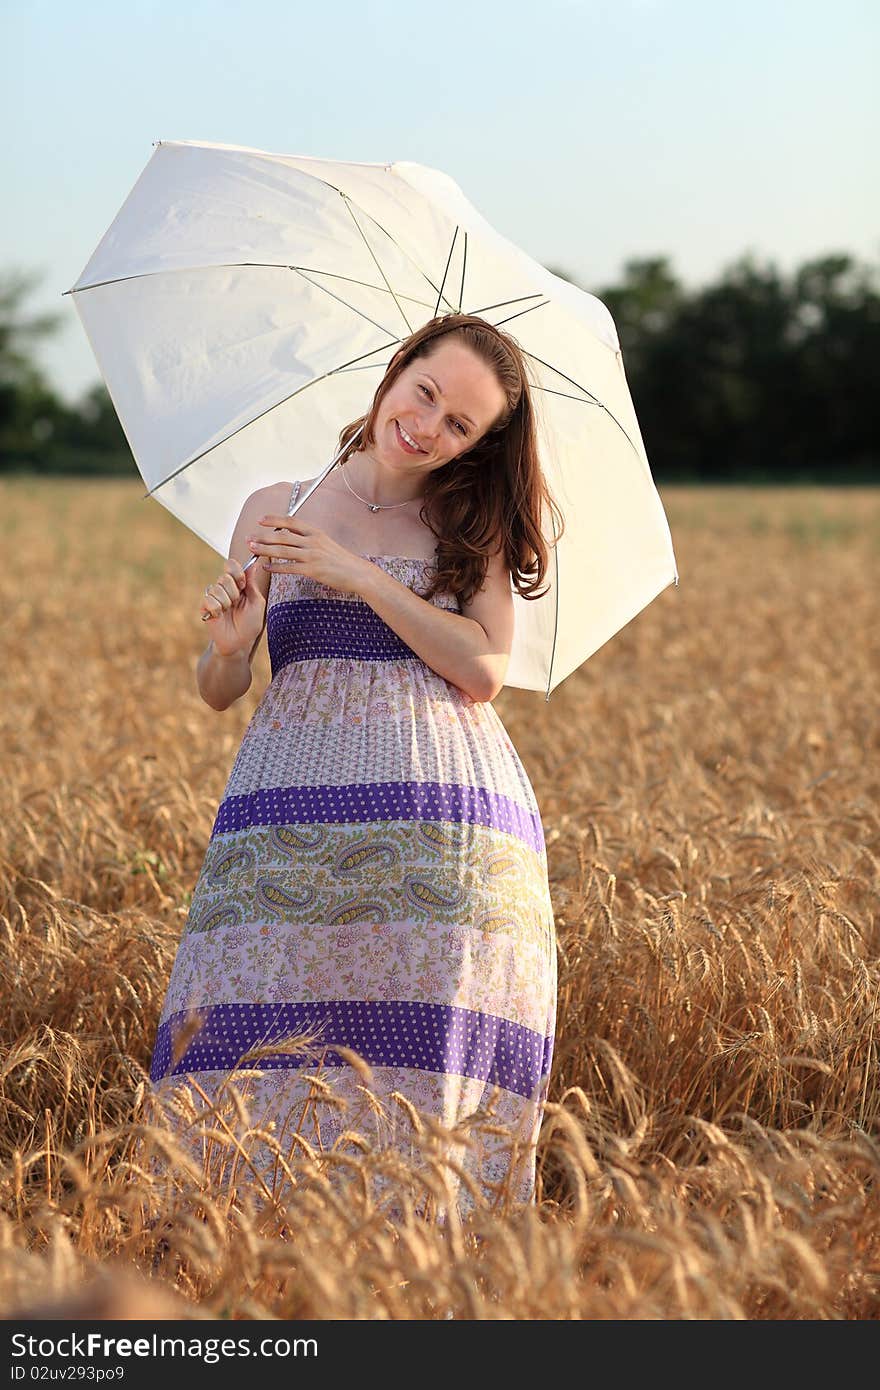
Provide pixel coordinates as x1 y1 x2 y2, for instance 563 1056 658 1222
149 313 563 1214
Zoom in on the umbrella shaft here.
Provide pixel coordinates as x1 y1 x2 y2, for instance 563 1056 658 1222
242 424 364 572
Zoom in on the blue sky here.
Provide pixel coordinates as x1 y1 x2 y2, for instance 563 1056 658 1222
3 0 877 404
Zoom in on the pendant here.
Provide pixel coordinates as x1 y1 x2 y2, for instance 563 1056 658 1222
369 504 381 513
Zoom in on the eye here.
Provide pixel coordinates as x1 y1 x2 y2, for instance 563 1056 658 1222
419 383 467 437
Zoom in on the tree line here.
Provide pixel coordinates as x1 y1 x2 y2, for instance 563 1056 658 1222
1 250 877 482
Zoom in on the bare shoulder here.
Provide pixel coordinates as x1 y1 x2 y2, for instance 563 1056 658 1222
231 481 295 534
249 480 296 514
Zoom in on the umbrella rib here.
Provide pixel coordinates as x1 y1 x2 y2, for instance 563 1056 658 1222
531 386 604 405
64 262 438 306
545 539 560 704
292 265 401 339
342 197 414 336
335 362 396 373
459 232 468 311
64 266 299 295
331 192 460 318
64 257 439 321
519 350 600 404
67 197 462 326
523 348 642 456
142 338 402 498
433 227 460 317
465 292 546 318
295 266 436 311
492 299 552 329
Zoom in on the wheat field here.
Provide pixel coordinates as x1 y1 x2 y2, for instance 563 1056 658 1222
1 477 878 1320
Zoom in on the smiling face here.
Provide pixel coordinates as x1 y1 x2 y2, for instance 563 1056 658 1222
370 336 509 478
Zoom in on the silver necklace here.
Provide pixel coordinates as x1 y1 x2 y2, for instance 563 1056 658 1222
340 455 422 512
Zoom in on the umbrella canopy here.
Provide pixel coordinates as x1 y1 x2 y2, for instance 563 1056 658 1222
66 138 678 699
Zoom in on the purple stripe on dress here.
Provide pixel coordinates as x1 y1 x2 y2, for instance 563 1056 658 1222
150 998 555 1101
211 781 546 854
267 599 419 676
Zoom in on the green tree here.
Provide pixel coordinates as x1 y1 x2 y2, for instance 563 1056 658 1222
786 253 880 475
0 267 68 468
640 253 795 479
0 267 131 474
583 250 880 481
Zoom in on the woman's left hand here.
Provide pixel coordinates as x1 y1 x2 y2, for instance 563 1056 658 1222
248 514 368 593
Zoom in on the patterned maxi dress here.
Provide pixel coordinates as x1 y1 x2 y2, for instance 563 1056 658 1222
150 480 557 1212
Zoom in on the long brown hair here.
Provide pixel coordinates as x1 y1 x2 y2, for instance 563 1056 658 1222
335 314 565 606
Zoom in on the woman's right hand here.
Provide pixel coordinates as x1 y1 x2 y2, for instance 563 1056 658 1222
199 557 267 656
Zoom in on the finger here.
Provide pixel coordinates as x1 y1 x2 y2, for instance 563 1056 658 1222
256 516 309 537
227 557 247 588
206 582 233 610
206 579 234 607
260 543 303 568
249 540 300 559
253 517 290 537
262 550 309 572
201 593 225 620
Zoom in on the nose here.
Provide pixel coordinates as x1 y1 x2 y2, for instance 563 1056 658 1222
417 407 441 445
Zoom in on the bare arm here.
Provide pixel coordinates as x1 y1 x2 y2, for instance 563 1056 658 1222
197 643 254 711
196 482 291 711
354 542 514 703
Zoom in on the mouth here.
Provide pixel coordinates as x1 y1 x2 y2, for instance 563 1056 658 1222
394 420 427 455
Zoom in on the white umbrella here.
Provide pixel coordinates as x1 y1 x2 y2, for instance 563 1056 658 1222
65 138 678 700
